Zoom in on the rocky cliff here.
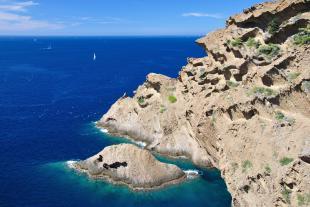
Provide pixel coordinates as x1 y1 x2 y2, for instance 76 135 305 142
97 0 310 206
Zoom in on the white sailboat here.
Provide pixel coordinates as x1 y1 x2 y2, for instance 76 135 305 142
93 53 96 61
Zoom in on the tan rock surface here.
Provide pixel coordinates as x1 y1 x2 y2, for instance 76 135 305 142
97 0 310 206
73 144 186 190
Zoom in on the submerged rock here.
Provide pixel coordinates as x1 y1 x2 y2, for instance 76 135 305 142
73 144 186 190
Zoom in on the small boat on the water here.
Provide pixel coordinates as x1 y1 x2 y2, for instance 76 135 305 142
93 53 96 61
43 44 52 50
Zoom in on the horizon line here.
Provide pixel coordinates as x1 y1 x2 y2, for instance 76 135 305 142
0 34 205 37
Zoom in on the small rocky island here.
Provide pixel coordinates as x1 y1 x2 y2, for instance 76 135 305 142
72 144 186 190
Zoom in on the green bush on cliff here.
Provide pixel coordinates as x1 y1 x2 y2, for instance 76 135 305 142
280 157 294 166
137 97 145 104
242 160 252 173
258 44 280 59
297 193 310 206
275 111 285 121
275 111 295 125
293 25 310 45
168 95 177 103
227 80 239 88
265 165 271 174
229 38 243 47
282 187 292 204
267 19 280 35
246 37 261 48
160 105 166 113
250 86 277 97
287 72 301 82
302 81 310 93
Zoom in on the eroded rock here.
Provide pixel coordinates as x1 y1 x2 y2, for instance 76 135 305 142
73 144 186 190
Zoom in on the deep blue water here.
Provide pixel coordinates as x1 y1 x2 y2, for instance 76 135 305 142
0 37 231 207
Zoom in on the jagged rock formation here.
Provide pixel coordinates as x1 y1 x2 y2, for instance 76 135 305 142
97 0 310 206
73 144 185 190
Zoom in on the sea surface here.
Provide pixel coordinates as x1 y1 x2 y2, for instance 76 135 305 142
0 36 231 207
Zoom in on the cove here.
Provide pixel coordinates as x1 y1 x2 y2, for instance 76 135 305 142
42 123 231 207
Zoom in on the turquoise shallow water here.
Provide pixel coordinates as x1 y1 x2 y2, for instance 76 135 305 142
41 124 231 207
0 37 231 206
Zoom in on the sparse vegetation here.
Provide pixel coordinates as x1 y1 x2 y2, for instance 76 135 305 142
267 19 280 35
280 157 294 166
265 165 271 174
242 160 253 173
275 111 295 125
227 80 239 88
246 37 261 48
297 193 310 206
287 72 301 82
293 25 310 45
302 81 310 93
168 95 177 103
258 43 281 59
282 187 292 204
160 105 166 113
230 38 243 47
137 97 145 104
250 86 277 97
275 111 285 121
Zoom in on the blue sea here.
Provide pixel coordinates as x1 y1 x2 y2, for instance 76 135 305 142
0 37 231 207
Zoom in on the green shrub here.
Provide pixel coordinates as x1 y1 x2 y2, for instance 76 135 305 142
280 157 294 166
287 72 301 82
251 86 277 97
227 80 239 88
258 44 280 59
265 165 271 174
230 38 243 47
160 105 166 113
282 187 292 204
267 19 280 34
302 81 310 93
137 97 145 104
293 25 310 45
297 193 310 206
275 111 285 121
246 37 261 48
275 111 295 125
242 160 253 173
168 95 177 103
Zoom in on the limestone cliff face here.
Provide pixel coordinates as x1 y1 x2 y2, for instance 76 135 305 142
98 0 310 206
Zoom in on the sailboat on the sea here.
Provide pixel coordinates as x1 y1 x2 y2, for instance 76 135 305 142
93 53 96 61
43 44 52 50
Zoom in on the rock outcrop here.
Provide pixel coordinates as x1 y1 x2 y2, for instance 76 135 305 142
73 144 186 190
97 0 310 206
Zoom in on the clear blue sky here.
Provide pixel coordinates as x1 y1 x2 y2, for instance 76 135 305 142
0 0 266 36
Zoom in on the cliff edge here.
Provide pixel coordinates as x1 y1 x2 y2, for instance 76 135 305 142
98 0 310 206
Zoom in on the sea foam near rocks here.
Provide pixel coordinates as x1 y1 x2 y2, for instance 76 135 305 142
66 160 77 169
184 169 202 179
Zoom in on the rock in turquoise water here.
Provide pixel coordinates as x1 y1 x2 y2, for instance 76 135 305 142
73 144 186 190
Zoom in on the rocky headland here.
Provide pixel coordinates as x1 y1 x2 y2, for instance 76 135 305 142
72 144 186 190
96 0 310 206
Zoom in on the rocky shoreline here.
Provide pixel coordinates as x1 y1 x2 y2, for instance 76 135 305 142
96 0 310 206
